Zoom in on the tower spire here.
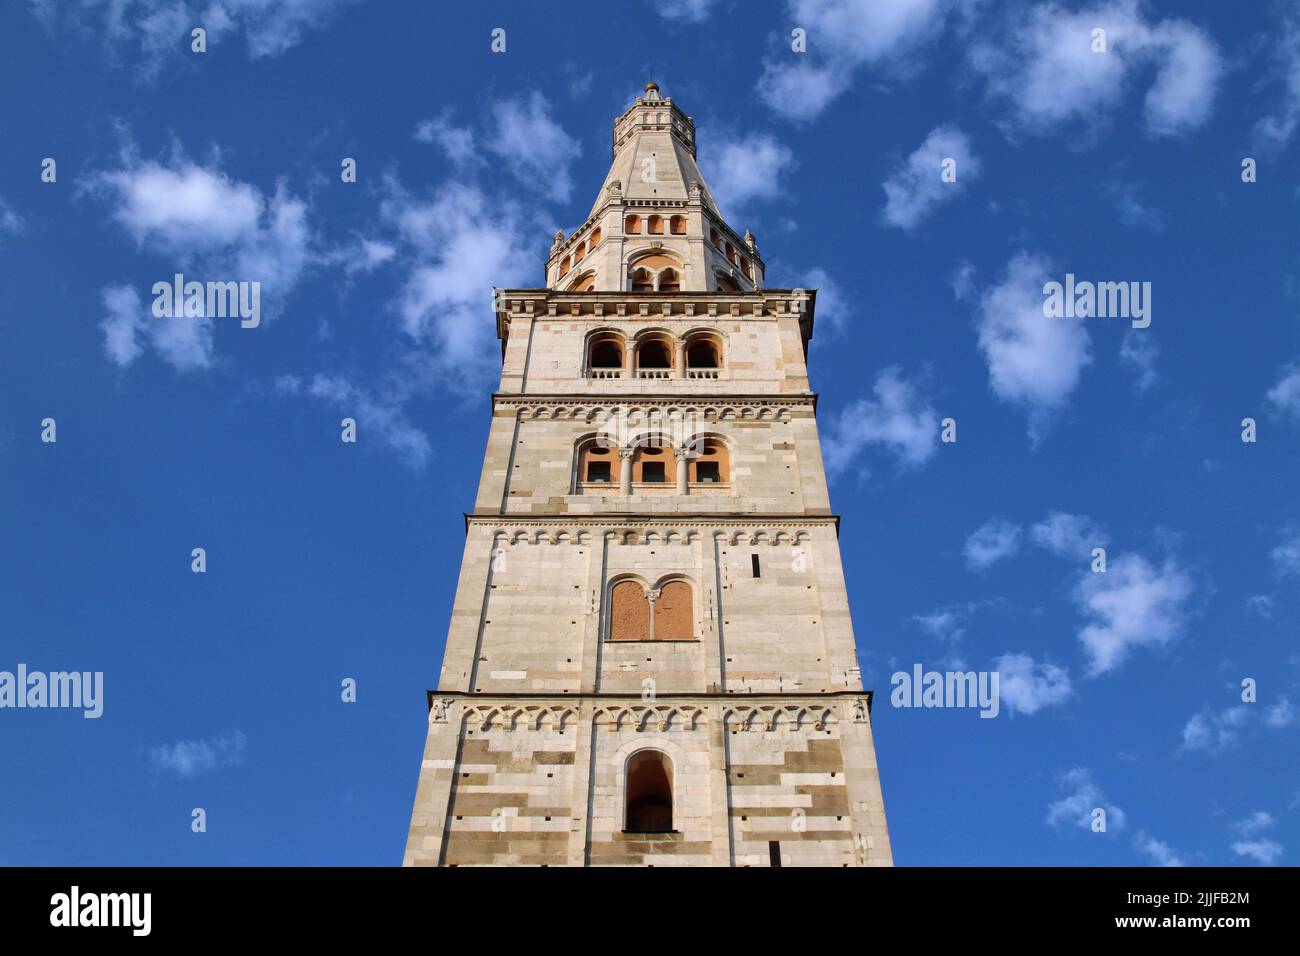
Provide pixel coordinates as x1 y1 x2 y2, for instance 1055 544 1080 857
549 84 763 295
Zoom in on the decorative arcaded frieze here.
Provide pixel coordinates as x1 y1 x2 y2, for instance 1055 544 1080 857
723 703 839 732
472 518 829 547
494 398 809 423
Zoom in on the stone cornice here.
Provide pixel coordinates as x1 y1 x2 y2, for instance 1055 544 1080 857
495 288 816 341
491 393 819 415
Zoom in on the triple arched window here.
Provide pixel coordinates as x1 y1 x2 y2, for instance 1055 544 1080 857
583 329 725 379
574 435 730 492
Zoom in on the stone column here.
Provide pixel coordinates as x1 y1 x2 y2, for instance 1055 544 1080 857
675 446 689 495
619 448 634 495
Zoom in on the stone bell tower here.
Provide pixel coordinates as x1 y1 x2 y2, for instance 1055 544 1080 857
403 83 893 867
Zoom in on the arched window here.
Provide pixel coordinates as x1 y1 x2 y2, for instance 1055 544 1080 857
625 214 641 234
559 255 571 277
647 214 663 235
654 580 693 639
577 441 616 486
631 268 654 292
670 215 686 235
658 269 680 293
709 228 721 249
569 272 596 292
589 226 601 246
625 751 673 833
632 443 673 484
725 242 736 264
688 439 728 485
635 335 672 375
610 580 650 640
587 333 624 373
685 334 721 369
740 258 752 279
574 241 586 263
715 272 741 293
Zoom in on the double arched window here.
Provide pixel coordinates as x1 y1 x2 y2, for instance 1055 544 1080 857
627 253 684 293
608 576 694 641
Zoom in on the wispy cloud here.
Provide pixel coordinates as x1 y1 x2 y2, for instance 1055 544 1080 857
1029 512 1108 561
703 133 795 219
1047 767 1125 832
964 518 1022 571
87 139 313 372
970 0 1222 139
881 124 979 229
485 93 582 203
758 0 966 121
29 0 361 79
148 729 247 778
997 653 1072 716
1073 553 1194 675
1134 831 1186 866
972 252 1092 444
823 366 938 479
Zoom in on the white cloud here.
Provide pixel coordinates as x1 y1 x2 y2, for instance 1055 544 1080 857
759 0 964 121
1029 512 1108 560
1266 697 1294 729
881 124 979 229
974 252 1092 443
1232 839 1283 865
414 115 480 168
964 518 1022 571
995 653 1072 715
1134 831 1186 867
1268 363 1300 420
486 93 581 203
99 161 265 251
302 374 432 470
1181 706 1249 753
381 181 537 388
149 729 246 777
88 146 313 371
1232 811 1275 838
1047 767 1125 832
0 195 24 235
1252 16 1300 148
656 0 717 22
1072 553 1193 675
30 0 358 76
1227 816 1279 868
969 0 1222 138
1272 529 1300 577
799 267 847 337
1119 329 1158 392
703 133 795 218
913 608 966 643
99 282 215 372
822 366 938 477
1244 595 1274 619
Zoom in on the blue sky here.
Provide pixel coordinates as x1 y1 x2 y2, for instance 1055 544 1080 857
1 0 1298 866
